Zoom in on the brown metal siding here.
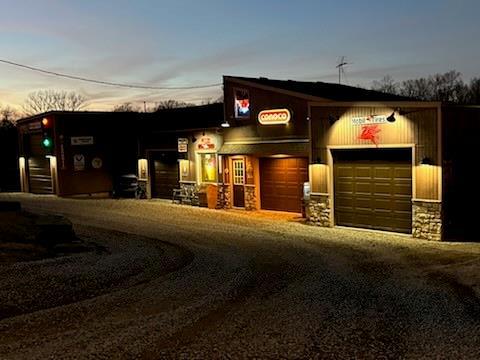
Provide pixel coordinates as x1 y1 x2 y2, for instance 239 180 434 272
260 157 308 213
334 150 412 233
151 152 179 199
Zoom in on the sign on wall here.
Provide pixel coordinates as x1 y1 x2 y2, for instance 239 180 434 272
178 138 188 153
73 154 85 171
234 88 250 118
351 115 388 126
258 109 291 125
91 157 103 169
71 136 94 146
197 135 216 150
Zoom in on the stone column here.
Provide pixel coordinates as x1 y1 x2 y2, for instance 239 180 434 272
245 185 257 211
306 194 331 227
412 200 442 241
217 184 232 209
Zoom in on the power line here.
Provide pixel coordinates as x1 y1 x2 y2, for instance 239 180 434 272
0 58 222 90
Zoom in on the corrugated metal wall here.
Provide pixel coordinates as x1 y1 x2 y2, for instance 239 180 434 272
311 105 440 201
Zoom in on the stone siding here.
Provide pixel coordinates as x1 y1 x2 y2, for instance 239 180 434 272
306 194 331 227
245 186 257 211
217 185 232 209
413 201 442 241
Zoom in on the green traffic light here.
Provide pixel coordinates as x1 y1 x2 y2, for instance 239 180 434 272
42 137 52 148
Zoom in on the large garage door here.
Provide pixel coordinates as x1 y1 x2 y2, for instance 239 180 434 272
334 149 412 233
151 152 179 199
28 134 52 194
260 157 308 213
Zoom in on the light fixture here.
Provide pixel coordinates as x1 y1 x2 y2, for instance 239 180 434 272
221 119 230 128
387 112 396 123
316 157 322 164
421 157 434 165
191 135 197 143
328 114 339 125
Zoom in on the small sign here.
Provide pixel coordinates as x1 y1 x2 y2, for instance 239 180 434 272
197 136 215 150
351 115 388 126
71 136 94 146
91 157 103 169
74 154 85 171
178 138 188 153
28 122 42 130
258 109 291 125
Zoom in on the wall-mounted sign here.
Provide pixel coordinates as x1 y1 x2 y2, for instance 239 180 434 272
71 136 94 146
358 125 381 146
197 136 215 150
178 138 188 153
73 154 85 171
258 109 291 125
234 88 250 118
91 157 103 169
28 122 42 131
351 115 388 126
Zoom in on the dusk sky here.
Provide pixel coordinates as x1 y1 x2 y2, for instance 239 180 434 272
1 0 479 111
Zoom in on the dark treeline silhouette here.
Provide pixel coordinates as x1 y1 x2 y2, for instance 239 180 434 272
372 71 480 104
0 116 19 192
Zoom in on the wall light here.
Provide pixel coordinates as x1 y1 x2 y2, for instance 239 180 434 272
221 120 230 128
420 157 434 166
386 112 396 123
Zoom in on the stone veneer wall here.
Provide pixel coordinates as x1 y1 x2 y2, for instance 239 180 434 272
412 200 442 241
245 186 257 211
306 194 331 227
217 185 231 209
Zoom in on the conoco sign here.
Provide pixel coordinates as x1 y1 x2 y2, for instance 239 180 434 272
258 109 291 125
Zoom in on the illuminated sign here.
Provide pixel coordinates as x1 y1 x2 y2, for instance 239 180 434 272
352 115 388 126
178 138 188 153
197 136 215 150
258 109 291 125
234 88 250 118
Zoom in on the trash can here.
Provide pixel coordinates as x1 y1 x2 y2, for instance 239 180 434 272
197 185 208 207
206 184 218 209
301 182 311 218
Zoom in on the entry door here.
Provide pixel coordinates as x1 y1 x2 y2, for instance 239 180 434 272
28 134 53 194
233 159 245 208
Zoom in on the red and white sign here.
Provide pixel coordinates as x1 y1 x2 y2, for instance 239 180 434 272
258 109 291 125
197 136 215 150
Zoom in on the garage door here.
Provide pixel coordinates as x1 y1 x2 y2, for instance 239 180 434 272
334 149 412 233
260 157 308 213
151 152 179 199
28 134 52 194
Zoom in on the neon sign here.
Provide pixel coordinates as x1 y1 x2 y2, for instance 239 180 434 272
258 109 291 125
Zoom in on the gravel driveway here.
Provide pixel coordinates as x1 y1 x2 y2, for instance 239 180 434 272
0 193 479 359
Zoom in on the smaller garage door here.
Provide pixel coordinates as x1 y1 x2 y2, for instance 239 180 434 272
334 149 412 233
260 157 308 213
151 152 179 199
28 134 52 194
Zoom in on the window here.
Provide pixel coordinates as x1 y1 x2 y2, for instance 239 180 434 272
233 159 245 185
200 153 217 182
234 88 250 118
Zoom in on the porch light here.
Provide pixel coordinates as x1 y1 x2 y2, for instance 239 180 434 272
387 112 396 123
221 119 230 128
421 157 434 165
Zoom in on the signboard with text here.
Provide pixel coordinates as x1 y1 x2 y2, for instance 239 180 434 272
351 115 388 126
178 138 188 153
258 109 291 125
71 136 94 146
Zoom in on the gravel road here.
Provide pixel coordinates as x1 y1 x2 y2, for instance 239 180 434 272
0 193 480 359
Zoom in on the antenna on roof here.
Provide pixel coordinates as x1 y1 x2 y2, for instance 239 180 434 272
336 56 351 84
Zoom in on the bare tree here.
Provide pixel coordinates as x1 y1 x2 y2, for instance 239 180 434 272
465 78 480 104
23 90 87 115
0 105 19 124
372 71 471 103
154 99 194 111
113 102 142 112
371 75 398 94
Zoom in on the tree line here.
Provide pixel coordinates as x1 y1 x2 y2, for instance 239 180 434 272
371 71 480 104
